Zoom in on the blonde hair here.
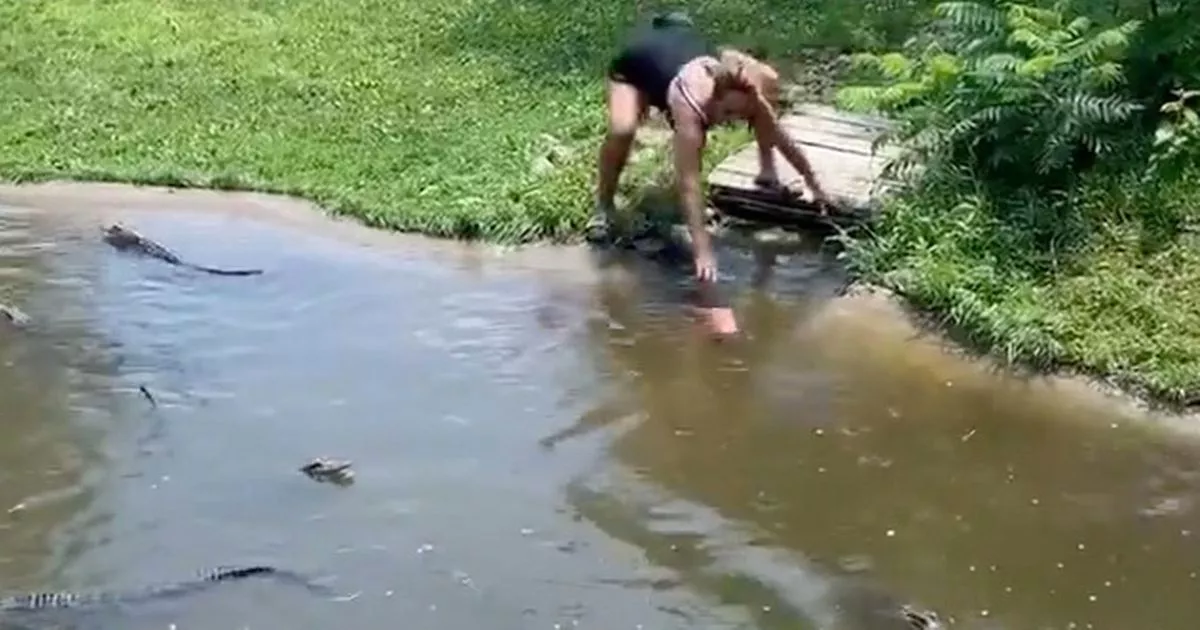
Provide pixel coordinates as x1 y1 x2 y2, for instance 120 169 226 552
712 48 781 115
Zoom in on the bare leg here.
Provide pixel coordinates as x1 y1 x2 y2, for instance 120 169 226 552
592 79 647 239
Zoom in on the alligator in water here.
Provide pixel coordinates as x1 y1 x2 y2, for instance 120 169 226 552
101 223 264 276
821 572 947 630
901 605 943 630
301 458 355 485
0 303 30 328
0 565 335 612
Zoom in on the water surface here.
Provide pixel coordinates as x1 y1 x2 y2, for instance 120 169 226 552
0 184 1196 629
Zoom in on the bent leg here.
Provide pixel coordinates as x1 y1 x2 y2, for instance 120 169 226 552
596 79 647 216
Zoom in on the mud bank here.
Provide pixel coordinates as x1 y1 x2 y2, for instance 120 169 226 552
1 180 1195 439
815 283 1200 436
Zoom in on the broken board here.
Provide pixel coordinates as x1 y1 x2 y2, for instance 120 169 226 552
706 103 903 232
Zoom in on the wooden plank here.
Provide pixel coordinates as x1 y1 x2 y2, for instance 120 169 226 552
791 103 894 133
781 116 890 147
714 148 889 183
709 144 890 206
708 188 871 232
710 166 880 200
782 130 897 160
779 110 902 157
705 102 903 228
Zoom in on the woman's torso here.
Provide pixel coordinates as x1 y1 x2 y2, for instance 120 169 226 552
614 19 717 112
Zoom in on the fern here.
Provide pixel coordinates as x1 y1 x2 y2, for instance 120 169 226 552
933 2 1005 33
836 0 1143 201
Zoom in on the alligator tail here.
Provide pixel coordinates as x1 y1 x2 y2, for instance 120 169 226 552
202 565 277 581
188 264 265 276
134 565 333 602
0 565 335 612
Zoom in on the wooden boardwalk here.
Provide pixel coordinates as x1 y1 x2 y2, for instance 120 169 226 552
707 103 903 231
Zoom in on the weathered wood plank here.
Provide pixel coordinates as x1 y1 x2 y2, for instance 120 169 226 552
706 102 901 228
710 145 891 205
710 187 873 229
791 103 894 133
781 117 895 151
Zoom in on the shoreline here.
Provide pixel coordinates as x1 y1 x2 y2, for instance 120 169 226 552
0 179 607 280
825 283 1200 435
2 179 1197 438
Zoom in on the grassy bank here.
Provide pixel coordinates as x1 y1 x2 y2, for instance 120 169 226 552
0 0 923 242
835 1 1200 406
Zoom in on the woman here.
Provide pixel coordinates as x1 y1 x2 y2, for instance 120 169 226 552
593 12 832 285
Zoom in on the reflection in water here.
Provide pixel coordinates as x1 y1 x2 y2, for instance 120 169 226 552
566 245 1200 629
0 208 117 592
0 184 1196 630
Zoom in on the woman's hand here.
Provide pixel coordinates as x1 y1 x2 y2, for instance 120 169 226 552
693 248 718 284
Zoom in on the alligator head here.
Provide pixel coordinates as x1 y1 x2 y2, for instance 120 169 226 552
300 458 355 485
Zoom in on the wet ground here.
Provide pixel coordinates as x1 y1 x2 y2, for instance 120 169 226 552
0 183 1197 629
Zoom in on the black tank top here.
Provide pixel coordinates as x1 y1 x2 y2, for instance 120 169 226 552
611 17 717 111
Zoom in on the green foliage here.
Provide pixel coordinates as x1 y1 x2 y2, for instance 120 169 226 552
1145 89 1200 184
838 1 1143 195
835 0 1200 404
1122 1 1200 119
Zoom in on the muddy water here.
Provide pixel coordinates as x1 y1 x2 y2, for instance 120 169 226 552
0 184 1197 630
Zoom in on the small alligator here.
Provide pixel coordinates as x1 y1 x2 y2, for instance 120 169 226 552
0 565 335 612
0 303 30 328
101 223 264 277
902 605 943 630
826 577 946 630
301 458 355 486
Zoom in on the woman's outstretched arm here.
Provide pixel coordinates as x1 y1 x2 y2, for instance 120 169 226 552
749 108 830 206
672 119 717 282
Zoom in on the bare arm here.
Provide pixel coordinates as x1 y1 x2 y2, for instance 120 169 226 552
750 108 827 201
671 118 712 260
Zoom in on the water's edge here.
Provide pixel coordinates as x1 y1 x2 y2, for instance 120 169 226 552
2 179 1194 437
831 283 1200 432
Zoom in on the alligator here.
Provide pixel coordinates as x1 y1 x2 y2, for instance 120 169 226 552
101 223 264 277
824 576 947 630
0 565 336 612
300 458 355 485
0 303 30 328
901 605 943 630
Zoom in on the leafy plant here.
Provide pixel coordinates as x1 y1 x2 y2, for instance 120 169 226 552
837 1 1143 195
1143 89 1200 182
1123 1 1200 121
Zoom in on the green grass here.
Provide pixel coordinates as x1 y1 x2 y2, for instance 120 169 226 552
0 0 928 243
845 166 1200 407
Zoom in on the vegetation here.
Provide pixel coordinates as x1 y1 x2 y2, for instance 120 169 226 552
0 0 922 242
835 0 1200 404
